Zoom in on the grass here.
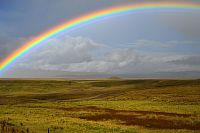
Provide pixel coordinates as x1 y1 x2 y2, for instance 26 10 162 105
0 79 200 133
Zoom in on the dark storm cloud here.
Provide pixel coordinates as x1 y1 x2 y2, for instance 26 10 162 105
160 12 200 40
0 34 26 60
170 56 200 66
0 34 25 60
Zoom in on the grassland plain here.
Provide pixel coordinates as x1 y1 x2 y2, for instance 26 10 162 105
0 79 200 133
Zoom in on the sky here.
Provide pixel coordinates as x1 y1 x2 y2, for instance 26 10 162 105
0 0 200 78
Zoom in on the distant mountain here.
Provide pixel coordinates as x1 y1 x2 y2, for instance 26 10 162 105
117 71 200 79
0 68 113 78
1 68 200 79
153 71 200 79
55 71 200 79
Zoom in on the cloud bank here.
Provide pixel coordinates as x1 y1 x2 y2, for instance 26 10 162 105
8 36 199 76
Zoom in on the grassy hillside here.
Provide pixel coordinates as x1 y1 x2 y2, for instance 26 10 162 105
0 79 200 133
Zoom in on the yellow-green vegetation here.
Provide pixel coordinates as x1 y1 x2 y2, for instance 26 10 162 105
0 79 200 133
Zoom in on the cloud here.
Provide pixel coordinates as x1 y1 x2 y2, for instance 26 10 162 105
129 40 200 49
0 0 199 60
8 37 199 75
159 11 200 40
13 36 142 73
15 36 101 69
169 56 200 66
130 39 173 49
0 0 200 78
62 48 142 73
0 33 27 60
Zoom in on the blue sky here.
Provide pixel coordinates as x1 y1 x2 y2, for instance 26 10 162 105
0 0 200 77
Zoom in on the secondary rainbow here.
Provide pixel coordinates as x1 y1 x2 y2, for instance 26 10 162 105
0 2 199 74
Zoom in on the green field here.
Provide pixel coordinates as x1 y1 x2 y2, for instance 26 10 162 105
0 79 200 133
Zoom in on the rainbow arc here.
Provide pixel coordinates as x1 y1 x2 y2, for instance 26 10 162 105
0 2 199 74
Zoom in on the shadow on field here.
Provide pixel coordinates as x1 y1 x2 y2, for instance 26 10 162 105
23 105 200 130
76 106 200 130
79 113 199 130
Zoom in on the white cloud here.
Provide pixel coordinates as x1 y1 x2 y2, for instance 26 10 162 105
61 48 141 73
18 36 101 66
14 36 141 73
9 37 200 75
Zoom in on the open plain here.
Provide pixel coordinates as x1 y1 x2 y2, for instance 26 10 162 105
0 79 200 133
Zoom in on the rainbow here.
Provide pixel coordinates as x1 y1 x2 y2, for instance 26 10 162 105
0 2 199 74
